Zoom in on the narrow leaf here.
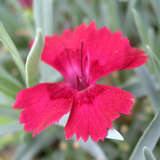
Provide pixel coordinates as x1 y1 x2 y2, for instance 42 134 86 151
105 0 121 31
33 0 54 36
0 22 25 82
0 66 23 90
33 0 43 30
148 28 155 52
106 128 124 141
121 78 151 98
0 5 23 39
143 147 156 160
125 0 137 30
0 107 18 118
146 45 160 82
0 121 23 137
42 0 54 35
132 10 160 113
14 131 57 160
100 0 108 26
135 66 160 113
75 0 96 20
0 85 17 99
150 0 160 27
0 92 14 105
132 9 148 44
78 138 108 160
0 67 23 99
129 110 160 160
26 29 44 87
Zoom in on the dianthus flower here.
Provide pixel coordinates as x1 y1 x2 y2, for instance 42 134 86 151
13 22 148 142
18 0 32 8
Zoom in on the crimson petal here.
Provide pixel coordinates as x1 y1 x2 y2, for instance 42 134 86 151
41 22 148 85
41 24 89 87
65 84 134 142
85 23 148 83
13 82 75 136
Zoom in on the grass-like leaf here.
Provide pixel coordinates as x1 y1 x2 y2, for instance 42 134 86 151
26 29 44 87
132 9 148 44
33 0 43 31
0 66 23 99
105 0 121 31
0 22 25 82
75 0 96 21
0 106 18 119
13 130 59 160
129 110 160 160
0 121 23 137
106 128 124 141
146 45 160 82
42 0 54 36
150 0 160 27
0 66 23 89
78 138 108 160
143 147 156 160
135 66 160 113
33 0 54 36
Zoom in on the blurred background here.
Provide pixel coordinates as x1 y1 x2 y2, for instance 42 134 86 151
0 0 160 160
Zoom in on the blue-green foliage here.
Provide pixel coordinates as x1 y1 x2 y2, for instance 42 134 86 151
0 0 160 159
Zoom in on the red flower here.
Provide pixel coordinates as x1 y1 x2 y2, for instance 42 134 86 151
18 0 33 8
13 22 148 142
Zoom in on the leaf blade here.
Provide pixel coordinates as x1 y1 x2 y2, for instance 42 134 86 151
26 29 44 87
78 138 108 160
0 121 23 137
0 22 25 82
143 147 156 160
42 0 54 36
106 128 124 141
129 110 160 160
132 9 148 44
134 66 160 113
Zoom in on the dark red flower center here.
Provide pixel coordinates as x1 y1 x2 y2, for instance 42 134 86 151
64 41 90 91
